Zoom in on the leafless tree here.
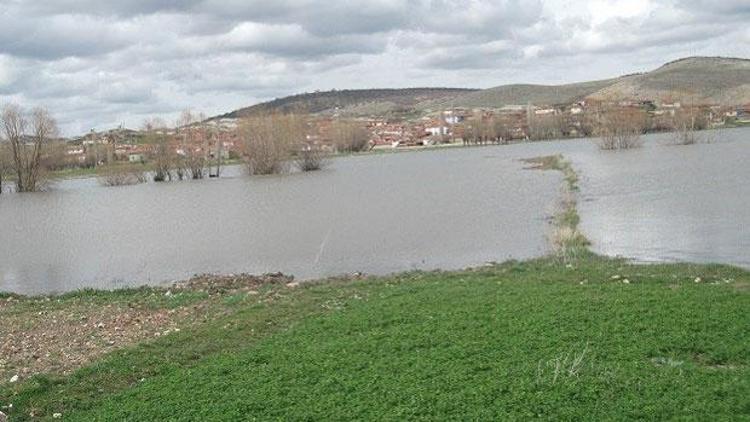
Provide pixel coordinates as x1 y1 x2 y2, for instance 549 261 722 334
239 114 304 175
528 112 565 141
330 120 371 153
1 104 58 192
592 107 647 150
99 166 147 187
177 110 209 179
0 143 9 194
670 106 708 145
142 118 173 182
294 147 329 172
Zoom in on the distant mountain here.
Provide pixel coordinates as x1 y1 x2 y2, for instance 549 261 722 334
216 88 477 119
214 57 750 122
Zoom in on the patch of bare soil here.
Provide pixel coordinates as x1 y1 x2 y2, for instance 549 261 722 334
0 273 294 385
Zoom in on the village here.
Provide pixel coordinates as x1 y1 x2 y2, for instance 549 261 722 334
55 99 750 171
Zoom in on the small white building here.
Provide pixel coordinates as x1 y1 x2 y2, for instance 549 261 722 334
128 153 144 163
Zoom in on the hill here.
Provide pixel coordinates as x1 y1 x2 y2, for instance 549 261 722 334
213 57 750 122
437 77 632 109
217 88 477 119
587 56 750 104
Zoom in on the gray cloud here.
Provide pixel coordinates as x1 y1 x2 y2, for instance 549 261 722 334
0 0 747 135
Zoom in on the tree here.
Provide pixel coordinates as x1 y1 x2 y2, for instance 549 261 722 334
0 143 8 194
176 109 208 179
528 112 565 141
330 120 370 153
142 117 173 182
592 106 647 150
239 114 305 175
670 105 708 145
1 104 58 192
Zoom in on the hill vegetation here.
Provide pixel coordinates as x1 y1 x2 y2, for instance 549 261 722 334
217 88 477 119
214 57 750 121
588 56 750 104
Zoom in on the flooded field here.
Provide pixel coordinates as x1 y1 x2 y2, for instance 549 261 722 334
0 148 560 295
1 127 748 295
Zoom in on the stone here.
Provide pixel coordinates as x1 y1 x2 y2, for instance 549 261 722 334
53 413 62 419
9 375 18 383
0 410 7 422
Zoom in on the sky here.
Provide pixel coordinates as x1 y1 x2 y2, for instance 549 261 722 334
0 0 748 135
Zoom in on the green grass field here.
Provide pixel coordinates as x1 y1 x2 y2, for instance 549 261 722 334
2 255 749 420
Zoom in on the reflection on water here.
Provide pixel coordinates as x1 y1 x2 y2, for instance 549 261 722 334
0 147 560 295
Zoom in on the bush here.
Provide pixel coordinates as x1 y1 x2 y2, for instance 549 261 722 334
294 148 329 172
240 114 305 175
593 109 646 150
331 120 371 153
99 167 147 187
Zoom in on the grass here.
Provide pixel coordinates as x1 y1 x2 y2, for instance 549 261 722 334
2 155 749 420
522 155 590 258
1 257 748 420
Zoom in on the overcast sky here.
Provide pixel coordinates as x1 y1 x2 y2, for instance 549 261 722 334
0 0 748 135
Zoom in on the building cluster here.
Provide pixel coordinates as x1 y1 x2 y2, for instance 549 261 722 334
59 101 750 167
64 123 241 167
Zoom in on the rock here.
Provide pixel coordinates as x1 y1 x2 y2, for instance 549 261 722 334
0 410 6 422
694 277 702 283
610 275 621 280
53 413 62 419
9 375 18 383
286 282 300 288
622 279 631 284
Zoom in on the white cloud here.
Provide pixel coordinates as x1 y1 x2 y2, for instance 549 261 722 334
0 0 747 135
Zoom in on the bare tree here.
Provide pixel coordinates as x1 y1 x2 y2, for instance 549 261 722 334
330 120 371 153
0 143 8 194
177 110 209 180
99 166 147 187
239 114 304 175
294 147 329 172
592 107 647 150
143 118 173 182
528 112 565 141
1 104 58 192
670 106 708 145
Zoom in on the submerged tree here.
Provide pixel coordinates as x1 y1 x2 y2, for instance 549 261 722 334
0 104 58 192
142 117 173 182
592 107 647 150
239 113 306 175
330 120 370 153
670 106 708 145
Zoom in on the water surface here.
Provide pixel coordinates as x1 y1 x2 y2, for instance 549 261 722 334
0 148 559 295
569 128 750 268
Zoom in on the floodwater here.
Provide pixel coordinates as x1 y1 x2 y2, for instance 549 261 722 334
568 127 750 268
0 147 560 295
2 127 748 295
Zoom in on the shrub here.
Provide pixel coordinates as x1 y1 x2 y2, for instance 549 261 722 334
331 120 371 153
240 114 305 175
593 108 646 150
294 148 329 172
99 167 147 187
